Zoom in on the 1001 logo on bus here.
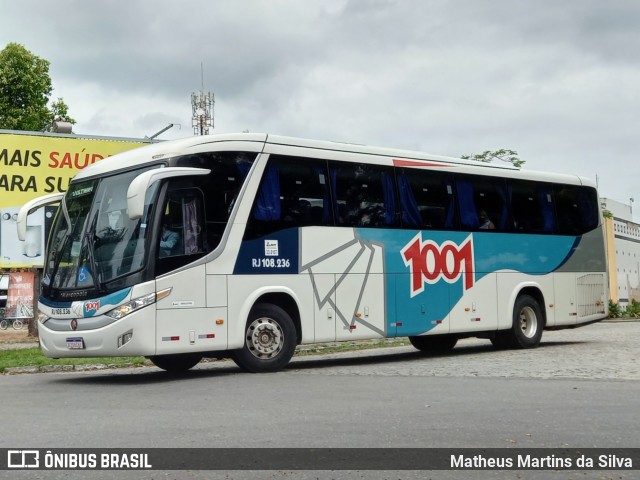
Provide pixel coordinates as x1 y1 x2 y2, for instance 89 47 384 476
401 233 475 297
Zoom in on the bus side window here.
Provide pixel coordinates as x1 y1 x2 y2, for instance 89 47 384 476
159 189 206 257
509 180 554 233
245 155 333 239
159 198 184 257
456 174 510 232
329 162 398 228
175 151 256 252
396 168 457 230
554 185 599 235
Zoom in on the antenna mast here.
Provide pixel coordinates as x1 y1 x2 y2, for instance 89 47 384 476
191 63 214 135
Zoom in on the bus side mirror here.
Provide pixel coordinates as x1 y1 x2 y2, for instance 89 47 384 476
126 167 211 220
17 192 65 241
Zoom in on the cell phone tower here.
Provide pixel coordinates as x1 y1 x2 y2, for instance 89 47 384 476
191 65 214 135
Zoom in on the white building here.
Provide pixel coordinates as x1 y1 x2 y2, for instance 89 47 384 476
601 198 640 308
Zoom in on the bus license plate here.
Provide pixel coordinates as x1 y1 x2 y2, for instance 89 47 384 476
66 337 85 350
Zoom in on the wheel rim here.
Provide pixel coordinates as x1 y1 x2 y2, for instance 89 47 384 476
519 306 538 338
246 317 284 359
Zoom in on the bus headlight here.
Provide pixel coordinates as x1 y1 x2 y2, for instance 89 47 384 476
38 310 50 325
105 288 172 320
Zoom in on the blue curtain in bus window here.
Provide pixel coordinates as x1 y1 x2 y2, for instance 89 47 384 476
456 179 478 229
396 174 422 227
254 166 281 221
537 186 554 232
330 168 343 224
236 160 252 178
381 172 397 226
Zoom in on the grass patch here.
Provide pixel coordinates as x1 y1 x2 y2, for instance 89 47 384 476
0 348 145 373
0 338 410 373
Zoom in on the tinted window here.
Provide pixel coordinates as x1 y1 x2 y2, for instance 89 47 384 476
176 151 255 249
158 188 206 258
330 162 398 228
396 168 457 229
509 180 555 233
455 174 510 231
245 155 332 238
554 185 599 235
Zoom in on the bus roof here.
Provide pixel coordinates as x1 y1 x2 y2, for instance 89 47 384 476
72 132 595 188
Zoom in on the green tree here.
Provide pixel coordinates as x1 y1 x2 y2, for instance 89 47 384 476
49 97 75 126
461 149 525 168
0 42 75 131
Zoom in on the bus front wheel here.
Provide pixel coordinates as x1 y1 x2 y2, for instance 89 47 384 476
148 353 203 372
492 294 543 349
231 303 297 373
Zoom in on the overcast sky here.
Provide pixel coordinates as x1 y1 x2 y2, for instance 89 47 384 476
2 0 639 212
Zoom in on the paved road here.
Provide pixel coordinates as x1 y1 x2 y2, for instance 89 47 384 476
1 321 638 480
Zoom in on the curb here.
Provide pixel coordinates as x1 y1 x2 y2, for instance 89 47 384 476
3 362 148 375
2 322 637 375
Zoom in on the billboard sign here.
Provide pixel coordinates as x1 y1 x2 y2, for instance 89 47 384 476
0 131 148 268
4 271 35 319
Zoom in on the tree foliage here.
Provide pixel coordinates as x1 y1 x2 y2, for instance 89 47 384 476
0 42 75 131
49 97 75 126
461 149 525 168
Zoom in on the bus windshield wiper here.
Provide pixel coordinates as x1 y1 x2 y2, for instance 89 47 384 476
85 233 106 293
85 214 106 293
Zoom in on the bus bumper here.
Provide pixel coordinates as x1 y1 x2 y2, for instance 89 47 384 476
38 306 157 358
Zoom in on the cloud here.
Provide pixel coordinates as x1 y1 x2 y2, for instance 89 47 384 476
2 0 640 207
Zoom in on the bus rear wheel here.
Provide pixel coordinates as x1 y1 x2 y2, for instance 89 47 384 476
409 334 458 353
231 303 297 373
148 353 203 372
492 294 543 349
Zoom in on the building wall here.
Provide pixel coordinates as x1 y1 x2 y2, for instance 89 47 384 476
612 218 640 306
601 198 640 308
603 216 618 303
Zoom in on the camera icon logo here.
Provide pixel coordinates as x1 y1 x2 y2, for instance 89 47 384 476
7 450 40 469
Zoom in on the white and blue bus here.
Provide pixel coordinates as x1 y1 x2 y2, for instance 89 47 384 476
18 134 608 372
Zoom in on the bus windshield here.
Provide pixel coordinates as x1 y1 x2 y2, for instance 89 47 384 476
43 167 159 293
